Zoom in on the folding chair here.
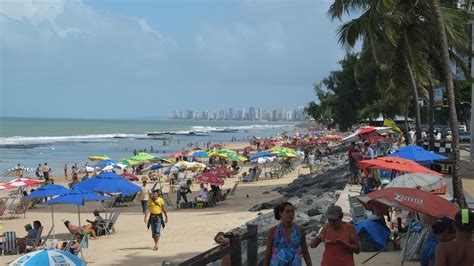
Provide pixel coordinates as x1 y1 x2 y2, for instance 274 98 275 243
2 231 18 255
26 226 43 251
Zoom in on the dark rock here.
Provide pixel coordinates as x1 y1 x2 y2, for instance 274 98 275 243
249 202 274 211
306 207 324 217
257 212 263 215
262 191 270 194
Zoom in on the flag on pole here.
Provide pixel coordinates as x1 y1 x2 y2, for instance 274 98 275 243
384 117 401 133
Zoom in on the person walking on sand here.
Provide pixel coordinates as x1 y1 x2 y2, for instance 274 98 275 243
42 163 50 181
310 205 360 266
138 181 151 214
434 209 474 266
64 163 68 179
35 163 42 179
176 179 192 209
144 190 168 250
263 202 312 266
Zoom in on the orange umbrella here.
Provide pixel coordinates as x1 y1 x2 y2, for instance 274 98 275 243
359 157 442 176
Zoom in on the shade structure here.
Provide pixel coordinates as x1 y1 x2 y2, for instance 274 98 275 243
358 157 443 176
2 166 35 178
208 167 233 177
88 155 110 161
358 187 458 218
73 172 141 196
25 184 71 199
91 160 119 168
250 151 277 160
120 172 139 181
385 145 448 163
130 152 156 162
385 173 446 192
251 157 274 164
187 151 209 158
163 166 183 175
193 172 224 185
44 188 109 206
9 247 86 266
4 177 43 189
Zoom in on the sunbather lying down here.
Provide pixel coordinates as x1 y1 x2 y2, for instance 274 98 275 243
64 220 97 239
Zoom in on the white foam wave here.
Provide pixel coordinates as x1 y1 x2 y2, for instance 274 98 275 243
190 124 291 132
0 133 145 145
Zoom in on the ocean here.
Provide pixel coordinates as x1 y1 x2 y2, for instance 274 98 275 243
0 117 296 175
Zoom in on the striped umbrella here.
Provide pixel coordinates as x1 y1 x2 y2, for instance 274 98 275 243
2 166 35 177
88 155 110 161
9 247 86 266
5 178 43 189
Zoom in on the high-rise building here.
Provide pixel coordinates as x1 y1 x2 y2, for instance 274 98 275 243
229 108 234 120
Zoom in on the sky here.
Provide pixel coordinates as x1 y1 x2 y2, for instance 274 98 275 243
0 0 346 119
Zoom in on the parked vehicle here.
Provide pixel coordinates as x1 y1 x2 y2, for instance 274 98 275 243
459 131 471 143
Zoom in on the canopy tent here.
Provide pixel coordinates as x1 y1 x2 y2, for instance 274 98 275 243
358 187 458 218
385 173 446 192
358 157 443 176
73 172 141 196
386 145 448 163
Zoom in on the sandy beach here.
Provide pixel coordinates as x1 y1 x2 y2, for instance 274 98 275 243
1 141 310 265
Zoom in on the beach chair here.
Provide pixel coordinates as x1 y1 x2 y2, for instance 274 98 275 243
40 226 54 248
9 205 27 219
26 226 43 251
74 233 89 260
348 195 362 208
96 211 117 236
2 231 18 255
229 181 240 197
351 205 366 223
0 208 6 220
205 191 217 207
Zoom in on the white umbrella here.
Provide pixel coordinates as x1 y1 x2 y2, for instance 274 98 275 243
342 126 392 142
385 173 445 192
102 163 127 171
251 157 274 164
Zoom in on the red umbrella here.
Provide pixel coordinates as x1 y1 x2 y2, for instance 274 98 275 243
358 187 458 218
5 177 43 189
359 157 443 176
121 172 139 181
169 152 184 158
208 167 233 177
243 146 254 152
193 172 224 185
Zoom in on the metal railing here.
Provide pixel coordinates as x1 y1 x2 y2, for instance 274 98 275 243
163 224 258 266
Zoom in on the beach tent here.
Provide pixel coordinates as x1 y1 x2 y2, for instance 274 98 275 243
73 172 141 196
386 145 447 164
358 187 458 218
355 219 390 251
25 184 71 237
44 188 109 226
9 247 86 266
385 173 445 192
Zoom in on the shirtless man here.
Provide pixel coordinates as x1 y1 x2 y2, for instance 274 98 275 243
434 209 474 266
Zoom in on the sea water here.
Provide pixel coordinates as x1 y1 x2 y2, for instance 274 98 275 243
0 117 296 175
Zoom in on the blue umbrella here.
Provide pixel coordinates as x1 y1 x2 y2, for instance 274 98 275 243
143 163 168 172
73 172 141 196
25 184 72 237
386 145 448 164
188 151 209 158
44 188 109 226
250 151 276 160
91 159 119 168
163 166 183 175
9 247 86 266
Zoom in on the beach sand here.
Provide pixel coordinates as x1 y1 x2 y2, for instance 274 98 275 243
1 141 310 265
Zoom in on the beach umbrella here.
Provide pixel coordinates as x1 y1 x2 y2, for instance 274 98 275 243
342 126 392 142
169 152 184 158
358 187 458 218
193 172 224 185
359 157 443 176
121 172 139 181
73 172 141 196
101 163 126 171
208 167 233 177
78 166 94 174
213 152 247 162
91 159 119 168
0 182 7 190
88 155 110 161
2 166 35 177
243 146 254 152
9 247 86 266
44 188 109 226
210 143 228 149
186 162 207 170
163 166 183 175
25 184 71 238
251 157 274 164
188 151 209 158
130 152 156 162
250 151 277 160
142 163 170 172
385 173 446 192
386 145 448 163
186 149 203 156
174 161 191 168
4 177 43 189
118 159 140 166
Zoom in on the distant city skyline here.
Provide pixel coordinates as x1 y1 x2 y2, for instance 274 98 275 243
170 106 308 122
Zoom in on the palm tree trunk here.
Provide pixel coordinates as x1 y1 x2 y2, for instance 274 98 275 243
404 54 422 144
429 0 467 208
428 78 435 151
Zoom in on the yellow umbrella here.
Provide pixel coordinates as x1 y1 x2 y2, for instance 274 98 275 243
119 159 140 166
88 155 110 161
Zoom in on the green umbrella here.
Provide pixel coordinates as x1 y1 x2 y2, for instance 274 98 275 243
129 152 156 162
